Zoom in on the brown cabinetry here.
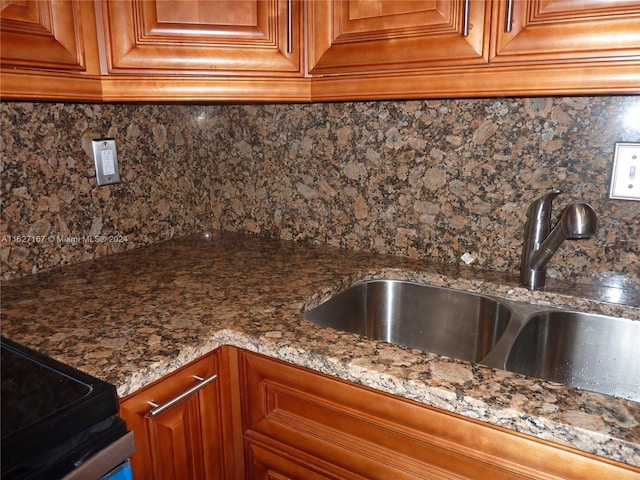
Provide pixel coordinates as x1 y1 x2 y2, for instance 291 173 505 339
308 0 491 75
118 347 639 479
310 0 640 99
1 0 640 101
119 348 242 480
246 440 350 480
0 0 101 100
97 0 308 101
491 0 640 64
100 0 302 76
239 350 640 480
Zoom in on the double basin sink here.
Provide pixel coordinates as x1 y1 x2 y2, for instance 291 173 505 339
303 279 639 402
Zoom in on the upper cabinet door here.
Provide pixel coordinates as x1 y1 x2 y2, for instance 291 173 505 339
100 0 303 76
491 0 640 63
308 0 491 75
0 0 101 100
0 0 92 71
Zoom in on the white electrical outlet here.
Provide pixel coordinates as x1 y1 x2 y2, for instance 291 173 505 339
92 138 121 186
609 142 640 201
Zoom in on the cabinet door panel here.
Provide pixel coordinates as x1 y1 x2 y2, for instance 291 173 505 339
239 351 640 480
119 353 225 480
1 0 85 70
308 0 490 75
491 0 640 62
153 0 256 26
100 0 302 75
246 440 356 480
148 397 206 479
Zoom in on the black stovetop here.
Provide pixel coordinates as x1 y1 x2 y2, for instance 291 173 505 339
1 337 126 479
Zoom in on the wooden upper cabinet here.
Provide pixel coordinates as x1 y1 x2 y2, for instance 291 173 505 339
491 0 640 63
99 0 303 76
1 0 87 71
309 0 640 99
308 0 490 75
2 0 639 101
0 0 101 100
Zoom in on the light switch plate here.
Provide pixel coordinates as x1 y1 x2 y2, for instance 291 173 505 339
609 142 640 201
92 138 121 186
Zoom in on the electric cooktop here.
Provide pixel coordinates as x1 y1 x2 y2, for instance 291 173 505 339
1 337 127 479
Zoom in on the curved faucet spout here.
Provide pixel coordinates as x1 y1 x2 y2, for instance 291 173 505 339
528 202 597 271
520 192 597 290
559 201 598 240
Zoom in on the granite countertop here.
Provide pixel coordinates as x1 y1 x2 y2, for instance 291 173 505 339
1 231 639 468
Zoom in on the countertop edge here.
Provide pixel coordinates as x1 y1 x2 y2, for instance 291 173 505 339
115 327 640 468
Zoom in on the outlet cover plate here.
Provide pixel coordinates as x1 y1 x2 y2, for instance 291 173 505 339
609 142 640 201
92 138 121 186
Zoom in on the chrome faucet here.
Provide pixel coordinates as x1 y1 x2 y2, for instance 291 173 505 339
520 189 597 289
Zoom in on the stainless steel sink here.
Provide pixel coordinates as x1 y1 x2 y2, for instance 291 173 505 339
303 280 511 363
304 279 640 401
504 311 640 402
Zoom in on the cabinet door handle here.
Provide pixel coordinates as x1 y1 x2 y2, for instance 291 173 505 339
286 0 293 54
505 0 514 32
147 373 218 418
462 0 471 37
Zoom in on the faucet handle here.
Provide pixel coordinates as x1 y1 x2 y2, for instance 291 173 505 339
527 188 562 222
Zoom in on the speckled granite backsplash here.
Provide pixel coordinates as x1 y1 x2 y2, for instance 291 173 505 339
1 103 214 277
2 97 639 287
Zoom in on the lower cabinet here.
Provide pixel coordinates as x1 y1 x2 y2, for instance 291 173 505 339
238 350 640 480
121 347 639 480
119 347 243 480
245 440 354 480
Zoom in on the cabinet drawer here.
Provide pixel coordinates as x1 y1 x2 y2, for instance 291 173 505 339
239 351 640 480
246 439 361 480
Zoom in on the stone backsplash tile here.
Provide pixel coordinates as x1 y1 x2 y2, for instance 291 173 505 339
1 97 639 288
1 103 213 278
209 97 640 288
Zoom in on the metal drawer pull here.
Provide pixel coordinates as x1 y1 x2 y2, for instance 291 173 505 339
286 0 293 54
462 0 470 37
505 0 514 32
147 373 218 418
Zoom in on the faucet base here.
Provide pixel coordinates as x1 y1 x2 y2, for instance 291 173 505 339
520 269 547 290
